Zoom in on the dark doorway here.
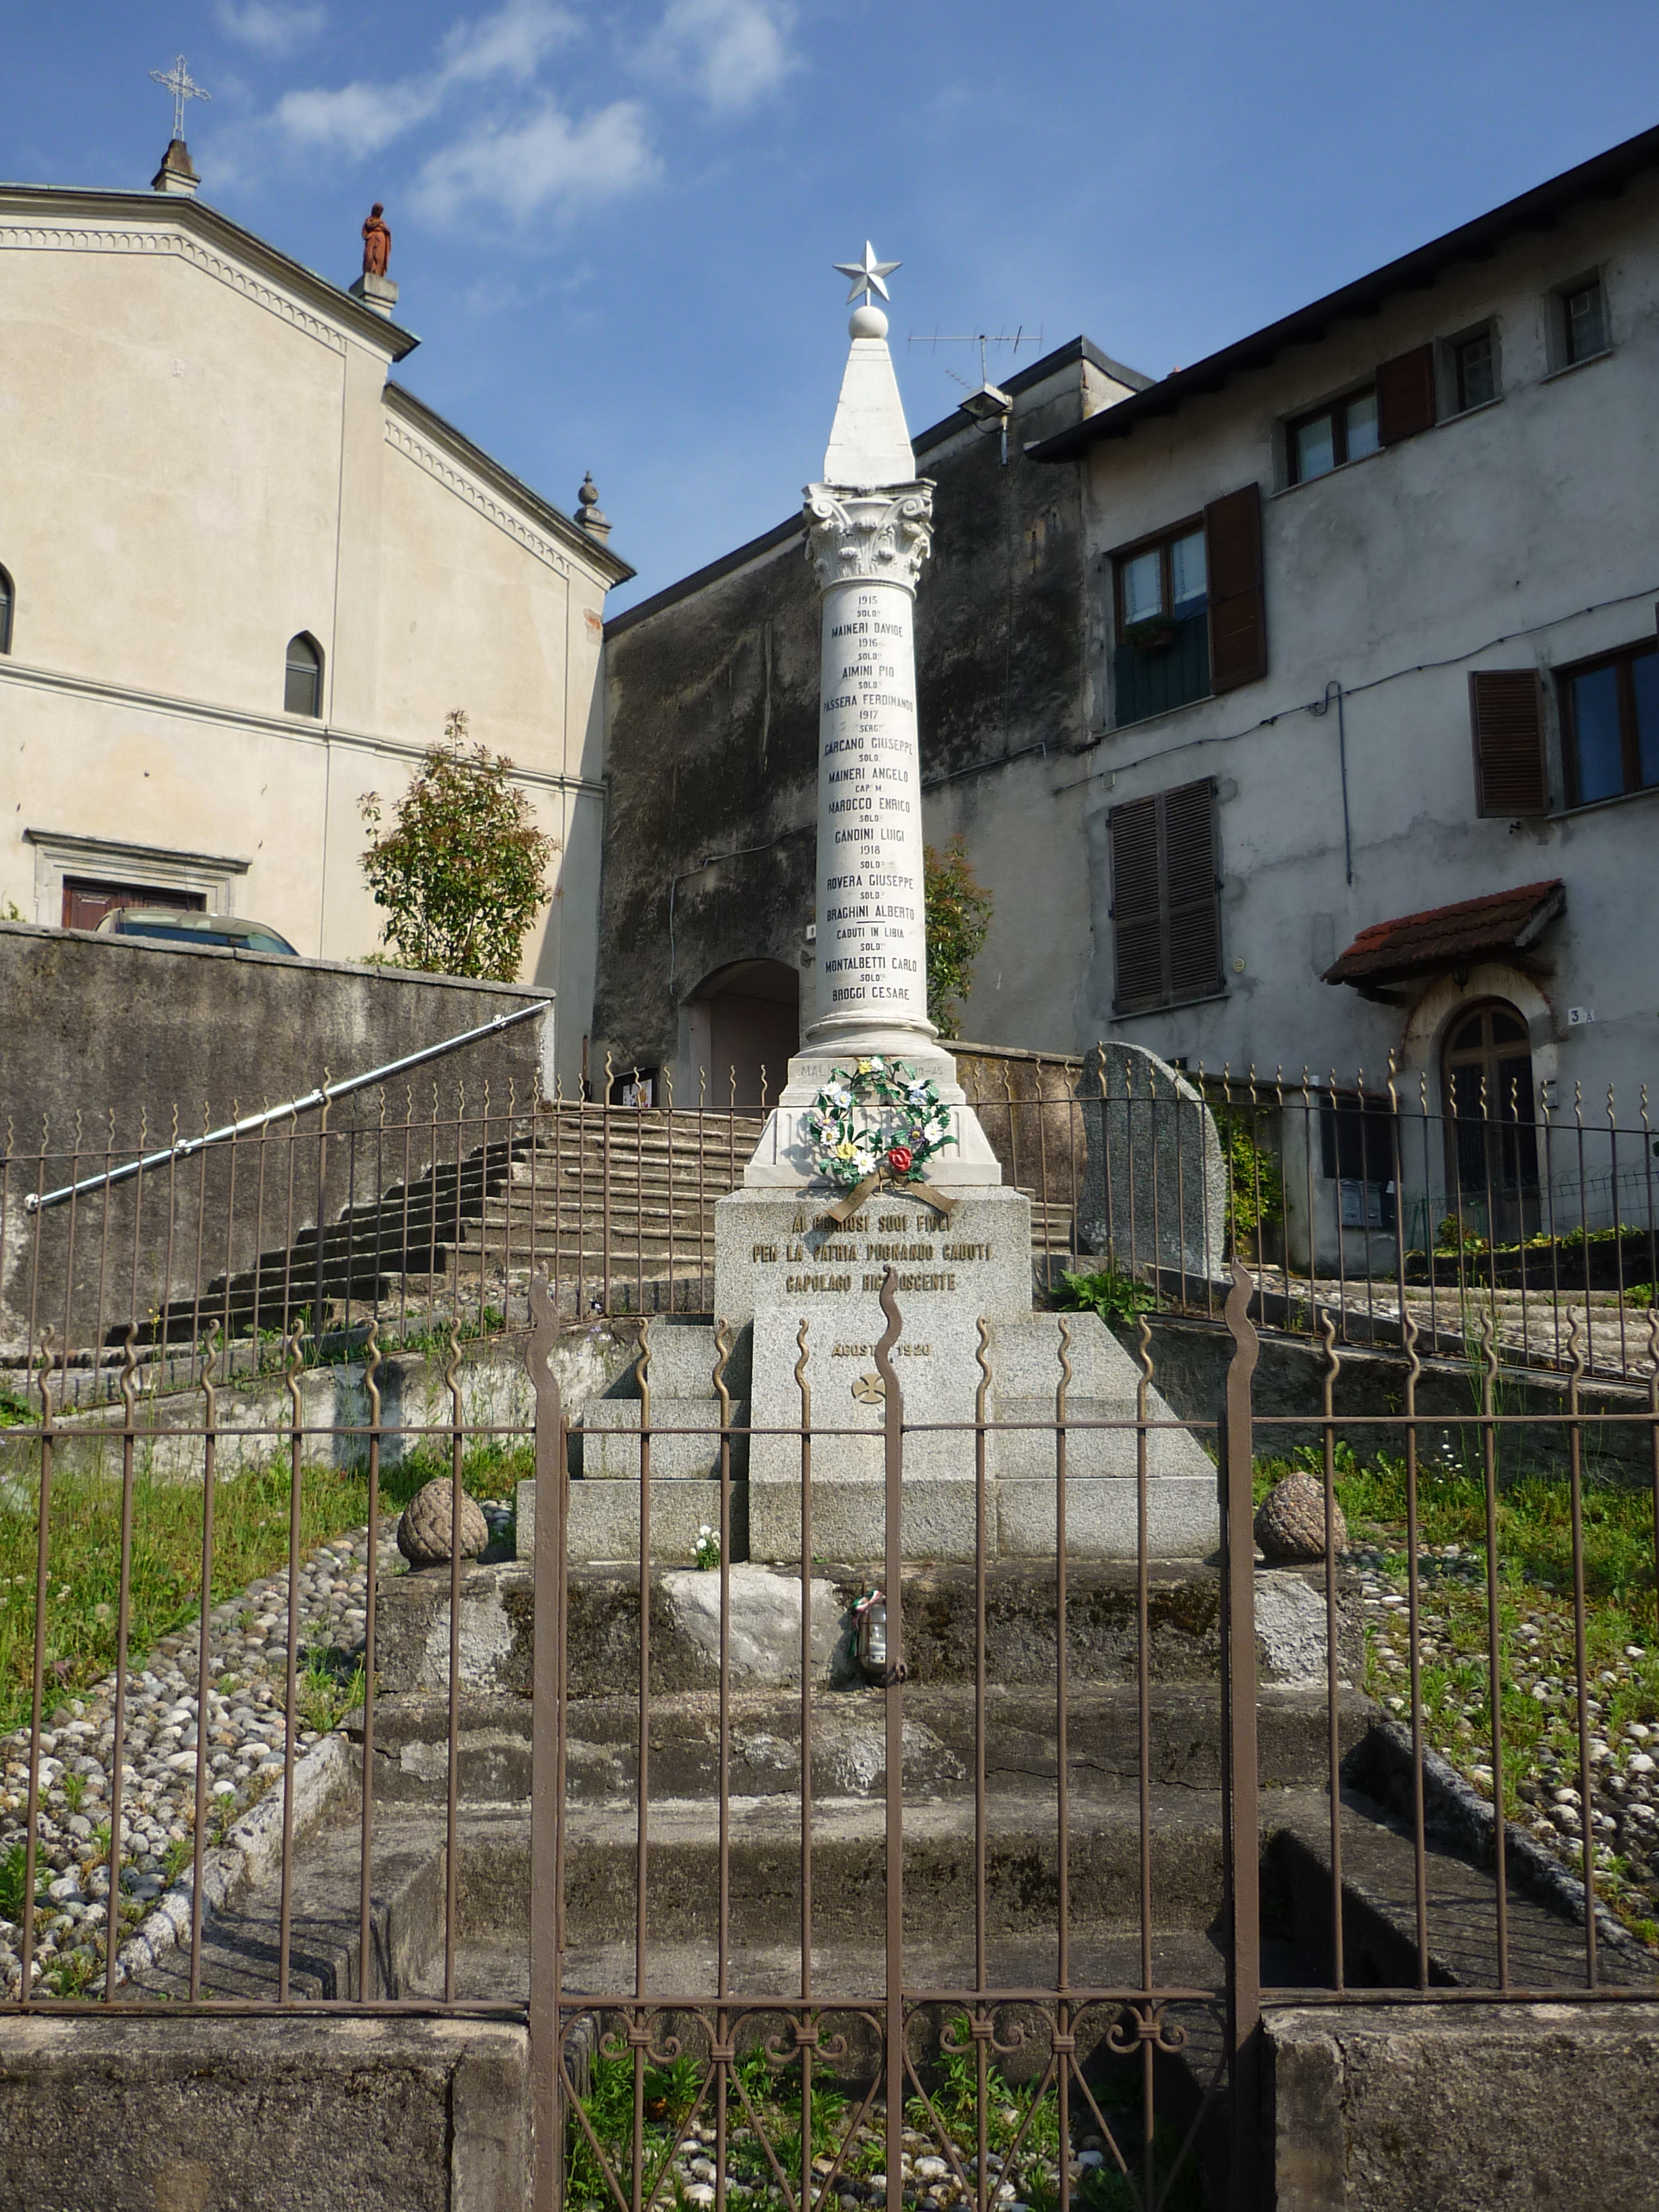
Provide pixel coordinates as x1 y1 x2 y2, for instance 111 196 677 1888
1443 999 1540 1240
63 878 206 931
688 960 800 1107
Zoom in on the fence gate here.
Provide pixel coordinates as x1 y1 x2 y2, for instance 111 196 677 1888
526 1266 1266 2212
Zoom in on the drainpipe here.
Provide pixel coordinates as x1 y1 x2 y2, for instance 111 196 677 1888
1310 679 1354 886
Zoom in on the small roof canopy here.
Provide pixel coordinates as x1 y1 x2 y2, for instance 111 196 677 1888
1324 880 1565 994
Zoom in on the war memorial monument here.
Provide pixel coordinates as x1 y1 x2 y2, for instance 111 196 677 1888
569 252 1218 1565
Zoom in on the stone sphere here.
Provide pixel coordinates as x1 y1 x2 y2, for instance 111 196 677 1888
397 1477 489 1567
1253 1471 1346 1563
848 302 888 340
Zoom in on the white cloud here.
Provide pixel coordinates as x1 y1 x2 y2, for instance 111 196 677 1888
270 2 583 160
414 98 659 224
640 0 798 112
440 0 578 84
215 1 327 55
274 79 441 155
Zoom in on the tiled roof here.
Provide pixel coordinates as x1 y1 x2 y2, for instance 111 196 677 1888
1324 880 1565 987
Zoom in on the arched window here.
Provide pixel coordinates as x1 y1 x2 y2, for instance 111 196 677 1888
1443 998 1539 1236
0 565 14 655
284 632 322 717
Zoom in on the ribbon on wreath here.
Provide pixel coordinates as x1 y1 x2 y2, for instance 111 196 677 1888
823 1164 958 1225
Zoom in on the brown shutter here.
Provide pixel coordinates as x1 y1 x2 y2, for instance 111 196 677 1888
1109 780 1223 1012
1109 796 1165 1014
1162 779 1223 1002
1204 485 1266 693
1470 670 1549 816
1377 343 1437 444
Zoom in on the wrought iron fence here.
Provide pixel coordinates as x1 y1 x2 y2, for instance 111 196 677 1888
3 1263 1656 2211
7 1054 1656 1405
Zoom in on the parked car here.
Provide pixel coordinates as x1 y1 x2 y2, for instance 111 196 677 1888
93 907 300 956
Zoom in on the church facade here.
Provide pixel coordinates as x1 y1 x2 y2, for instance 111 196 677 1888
0 159 630 1090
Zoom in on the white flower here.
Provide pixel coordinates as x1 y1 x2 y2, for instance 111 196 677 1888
699 1523 714 1538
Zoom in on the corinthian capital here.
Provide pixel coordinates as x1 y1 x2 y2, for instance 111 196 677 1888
802 481 935 594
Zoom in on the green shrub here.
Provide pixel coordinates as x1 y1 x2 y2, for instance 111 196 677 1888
1055 1265 1155 1327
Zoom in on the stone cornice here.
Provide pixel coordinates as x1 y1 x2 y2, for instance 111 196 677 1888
802 481 935 594
0 184 419 361
382 385 633 589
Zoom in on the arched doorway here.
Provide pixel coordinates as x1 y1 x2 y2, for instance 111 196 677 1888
1443 999 1540 1240
687 960 800 1107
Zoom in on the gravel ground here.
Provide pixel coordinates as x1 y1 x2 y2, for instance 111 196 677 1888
0 1499 514 1995
1355 1539 1659 1938
649 2116 1127 2210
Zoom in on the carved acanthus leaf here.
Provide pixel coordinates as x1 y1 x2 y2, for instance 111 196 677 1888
802 482 935 593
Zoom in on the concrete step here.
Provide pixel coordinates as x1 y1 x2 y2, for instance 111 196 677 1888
374 1558 1364 1702
136 1778 1656 2011
354 1683 1374 1807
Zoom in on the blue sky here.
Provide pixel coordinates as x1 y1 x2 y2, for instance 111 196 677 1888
7 3 1659 608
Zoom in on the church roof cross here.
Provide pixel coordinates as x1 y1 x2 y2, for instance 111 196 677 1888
150 54 210 142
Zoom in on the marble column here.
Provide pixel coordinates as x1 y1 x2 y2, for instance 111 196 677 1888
741 295 1001 1189
804 478 935 1056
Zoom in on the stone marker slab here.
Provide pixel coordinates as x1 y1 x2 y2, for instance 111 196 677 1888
1076 1040 1227 1284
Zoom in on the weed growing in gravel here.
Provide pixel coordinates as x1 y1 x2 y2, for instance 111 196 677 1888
566 2026 1204 2212
295 1647 369 1734
0 1839 49 1920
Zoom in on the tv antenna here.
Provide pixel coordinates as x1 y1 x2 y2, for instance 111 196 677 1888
908 326 1044 462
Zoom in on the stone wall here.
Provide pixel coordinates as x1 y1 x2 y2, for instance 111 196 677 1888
0 2013 532 2211
0 923 550 1354
1266 2001 1659 2211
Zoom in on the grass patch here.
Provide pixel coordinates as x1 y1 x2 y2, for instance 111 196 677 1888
0 1439 531 1738
1257 1439 1659 1610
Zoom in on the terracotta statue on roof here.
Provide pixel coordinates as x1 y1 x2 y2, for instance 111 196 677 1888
361 204 391 279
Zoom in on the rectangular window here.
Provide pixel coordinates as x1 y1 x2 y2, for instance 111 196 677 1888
1452 329 1497 411
1288 387 1378 483
1562 276 1609 365
1110 485 1267 730
1108 779 1223 1015
1112 519 1210 726
62 878 206 931
1558 640 1659 806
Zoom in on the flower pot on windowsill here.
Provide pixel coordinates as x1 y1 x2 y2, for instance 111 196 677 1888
1123 619 1179 653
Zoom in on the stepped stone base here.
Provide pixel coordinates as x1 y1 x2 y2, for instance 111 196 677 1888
546 1124 1220 1562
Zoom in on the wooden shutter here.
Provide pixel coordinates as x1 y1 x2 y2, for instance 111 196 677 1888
1469 670 1548 816
1204 485 1266 693
1377 344 1437 444
1163 779 1223 1002
1109 796 1165 1014
1109 780 1222 1013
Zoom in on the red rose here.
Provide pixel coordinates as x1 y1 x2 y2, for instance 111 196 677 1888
886 1145 914 1174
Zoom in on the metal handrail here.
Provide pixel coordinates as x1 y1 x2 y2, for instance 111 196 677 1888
22 994 550 1212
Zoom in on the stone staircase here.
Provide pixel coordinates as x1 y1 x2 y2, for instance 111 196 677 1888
144 1109 1078 1341
137 1549 1655 2206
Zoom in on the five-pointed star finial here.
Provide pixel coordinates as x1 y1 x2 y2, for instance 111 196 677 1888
834 241 901 306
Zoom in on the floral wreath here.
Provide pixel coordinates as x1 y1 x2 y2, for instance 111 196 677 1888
804 1057 954 1192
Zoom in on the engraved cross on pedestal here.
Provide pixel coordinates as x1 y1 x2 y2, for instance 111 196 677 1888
150 54 210 140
